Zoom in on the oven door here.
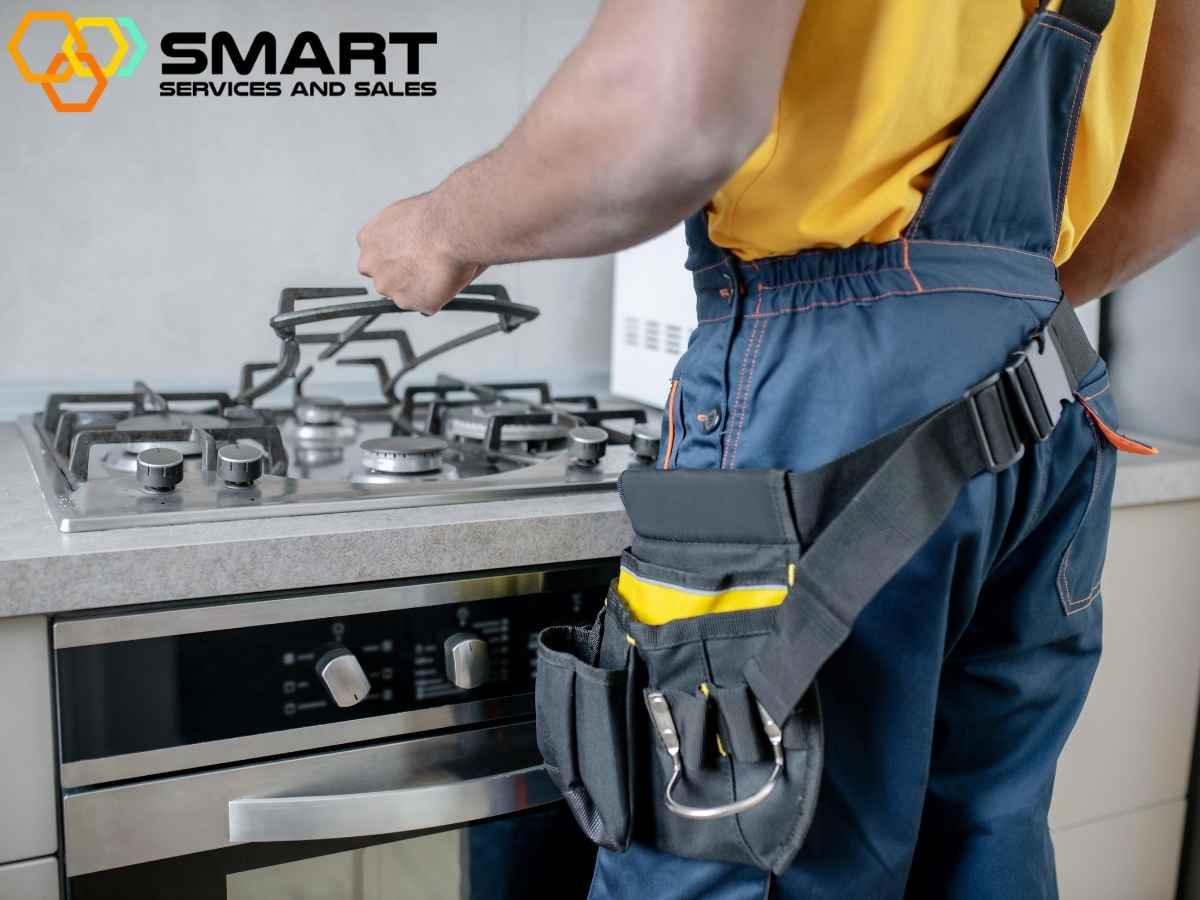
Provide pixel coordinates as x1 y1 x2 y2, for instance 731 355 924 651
64 723 596 900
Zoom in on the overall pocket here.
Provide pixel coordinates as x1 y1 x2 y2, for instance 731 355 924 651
535 623 635 851
1057 371 1123 615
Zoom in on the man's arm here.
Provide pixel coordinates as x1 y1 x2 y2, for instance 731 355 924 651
1060 0 1200 305
357 0 807 313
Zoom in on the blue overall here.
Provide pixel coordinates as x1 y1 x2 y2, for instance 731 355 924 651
590 7 1120 899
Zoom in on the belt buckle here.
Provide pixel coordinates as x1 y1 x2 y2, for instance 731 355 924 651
1004 329 1075 443
963 373 1025 474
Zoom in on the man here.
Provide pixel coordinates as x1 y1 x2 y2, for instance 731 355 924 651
358 1 1195 897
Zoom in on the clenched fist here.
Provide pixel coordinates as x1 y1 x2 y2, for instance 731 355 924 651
357 193 485 315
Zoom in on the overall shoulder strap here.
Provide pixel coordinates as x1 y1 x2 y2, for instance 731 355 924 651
1057 0 1115 34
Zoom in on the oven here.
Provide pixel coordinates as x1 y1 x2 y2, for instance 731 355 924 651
53 561 614 899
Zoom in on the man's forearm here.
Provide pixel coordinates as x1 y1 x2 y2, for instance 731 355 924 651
418 0 805 268
1060 0 1200 305
356 0 807 312
424 119 737 268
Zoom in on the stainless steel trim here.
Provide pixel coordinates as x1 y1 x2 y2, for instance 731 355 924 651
63 723 550 876
16 415 631 534
53 571 555 648
227 764 556 843
60 695 533 788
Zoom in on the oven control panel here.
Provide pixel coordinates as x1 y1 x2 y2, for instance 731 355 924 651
56 563 614 766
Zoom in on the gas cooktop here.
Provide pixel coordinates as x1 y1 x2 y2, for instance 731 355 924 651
17 285 660 532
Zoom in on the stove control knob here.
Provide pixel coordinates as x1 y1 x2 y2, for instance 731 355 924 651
567 426 608 466
217 444 265 486
444 632 490 690
630 424 661 462
137 447 184 492
316 645 371 708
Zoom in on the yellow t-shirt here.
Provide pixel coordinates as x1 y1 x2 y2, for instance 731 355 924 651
708 0 1156 264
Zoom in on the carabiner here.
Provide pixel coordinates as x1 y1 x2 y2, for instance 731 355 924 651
646 691 784 821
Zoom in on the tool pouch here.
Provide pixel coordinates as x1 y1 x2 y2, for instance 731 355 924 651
536 298 1116 874
536 469 826 873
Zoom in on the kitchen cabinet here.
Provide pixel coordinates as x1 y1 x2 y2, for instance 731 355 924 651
0 616 56 865
0 857 59 900
1052 500 1200 898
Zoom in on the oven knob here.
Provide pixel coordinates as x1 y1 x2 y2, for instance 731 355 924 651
630 424 661 461
217 444 265 486
444 632 490 690
567 426 608 466
137 447 184 492
316 645 371 708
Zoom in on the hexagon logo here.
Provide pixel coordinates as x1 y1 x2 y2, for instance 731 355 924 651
7 11 145 112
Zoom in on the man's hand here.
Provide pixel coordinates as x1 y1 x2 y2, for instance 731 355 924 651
357 193 485 314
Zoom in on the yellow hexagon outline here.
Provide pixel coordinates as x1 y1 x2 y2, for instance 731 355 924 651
61 17 126 78
7 10 86 85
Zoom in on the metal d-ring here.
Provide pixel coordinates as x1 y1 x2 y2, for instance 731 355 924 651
645 691 784 821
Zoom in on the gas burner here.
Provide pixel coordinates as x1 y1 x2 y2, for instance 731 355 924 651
360 436 448 474
352 463 462 486
294 445 346 469
115 413 230 456
295 396 345 426
443 403 567 445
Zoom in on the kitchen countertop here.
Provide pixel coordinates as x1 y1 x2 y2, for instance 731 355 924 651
0 423 1197 619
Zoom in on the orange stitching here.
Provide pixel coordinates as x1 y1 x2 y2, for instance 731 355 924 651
744 285 1061 316
723 295 763 468
908 239 1053 261
698 284 1060 325
1080 382 1110 401
1053 41 1094 236
692 258 728 274
1038 20 1097 48
730 300 768 469
722 298 758 467
902 239 923 292
754 266 911 293
1068 580 1102 611
1042 10 1102 41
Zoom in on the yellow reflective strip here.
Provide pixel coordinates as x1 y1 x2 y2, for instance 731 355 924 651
617 568 787 626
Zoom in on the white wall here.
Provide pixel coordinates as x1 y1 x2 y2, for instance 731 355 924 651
0 0 610 417
1107 236 1200 443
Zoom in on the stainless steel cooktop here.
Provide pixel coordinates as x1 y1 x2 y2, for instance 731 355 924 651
18 285 660 532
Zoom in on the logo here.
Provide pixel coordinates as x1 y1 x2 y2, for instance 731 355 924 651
7 11 146 112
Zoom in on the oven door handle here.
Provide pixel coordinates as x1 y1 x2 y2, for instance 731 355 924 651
228 763 558 843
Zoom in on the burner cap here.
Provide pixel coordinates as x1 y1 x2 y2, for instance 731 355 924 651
443 403 567 444
295 396 345 426
361 436 448 474
117 412 229 456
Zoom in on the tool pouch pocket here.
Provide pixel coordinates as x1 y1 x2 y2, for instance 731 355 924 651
609 559 824 874
535 616 637 852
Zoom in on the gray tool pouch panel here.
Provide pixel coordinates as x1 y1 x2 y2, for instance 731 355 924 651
535 618 637 852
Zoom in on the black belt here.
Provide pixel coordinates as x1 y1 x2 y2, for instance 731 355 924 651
619 298 1099 728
